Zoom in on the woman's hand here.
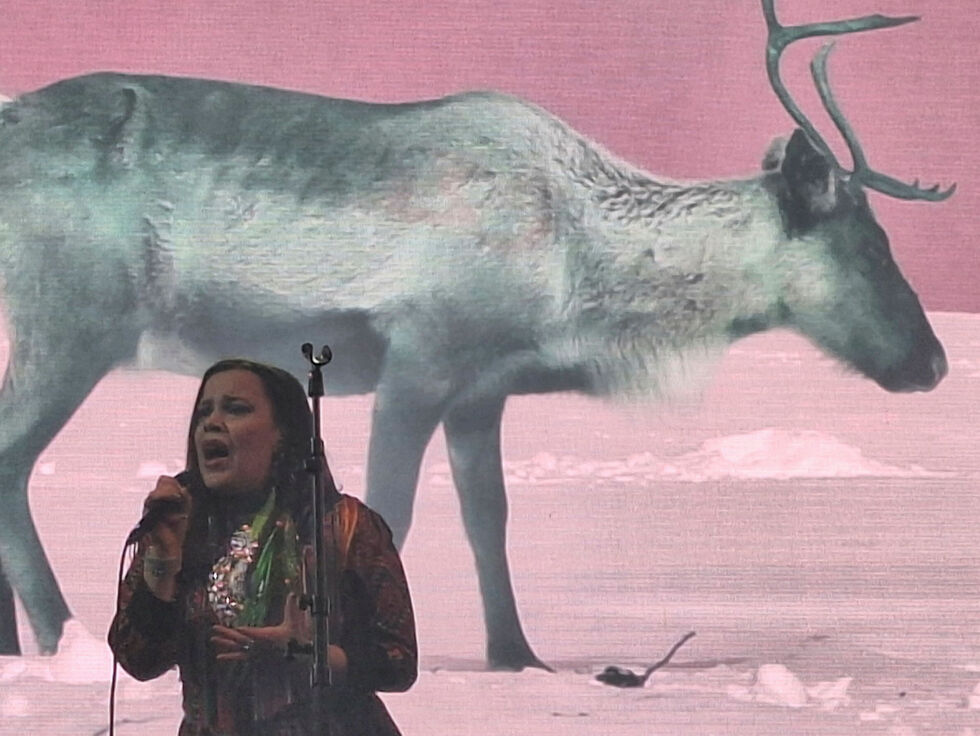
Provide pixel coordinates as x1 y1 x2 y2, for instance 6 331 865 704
143 474 193 558
211 591 310 656
141 474 192 601
210 593 348 679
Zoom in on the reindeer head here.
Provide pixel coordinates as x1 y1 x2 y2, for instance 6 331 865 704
762 0 952 392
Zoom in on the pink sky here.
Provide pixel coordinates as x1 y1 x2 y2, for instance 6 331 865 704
2 0 976 311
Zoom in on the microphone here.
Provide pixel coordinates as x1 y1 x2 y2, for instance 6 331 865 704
125 471 193 546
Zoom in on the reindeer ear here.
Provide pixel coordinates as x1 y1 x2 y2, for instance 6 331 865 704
781 128 838 216
761 136 787 171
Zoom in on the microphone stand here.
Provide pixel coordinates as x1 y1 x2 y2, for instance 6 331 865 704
300 342 338 729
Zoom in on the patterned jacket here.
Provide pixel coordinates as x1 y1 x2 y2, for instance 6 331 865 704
109 494 417 735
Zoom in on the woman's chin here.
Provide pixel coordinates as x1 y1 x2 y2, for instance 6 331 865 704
203 475 268 499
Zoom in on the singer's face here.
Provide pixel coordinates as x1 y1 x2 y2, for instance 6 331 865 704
193 369 281 496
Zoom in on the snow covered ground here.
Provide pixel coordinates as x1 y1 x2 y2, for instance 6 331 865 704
1 312 977 735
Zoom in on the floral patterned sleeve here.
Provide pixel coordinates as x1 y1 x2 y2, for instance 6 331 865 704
337 500 418 694
107 547 183 681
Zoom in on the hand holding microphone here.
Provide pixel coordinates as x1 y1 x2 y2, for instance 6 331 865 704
126 471 193 550
126 470 192 555
127 472 193 601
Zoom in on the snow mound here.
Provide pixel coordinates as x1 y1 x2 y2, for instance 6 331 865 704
727 663 852 710
754 663 809 707
46 619 116 684
669 428 941 481
0 619 114 685
440 428 946 487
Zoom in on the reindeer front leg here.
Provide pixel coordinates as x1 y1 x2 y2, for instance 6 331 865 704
0 557 17 653
364 334 448 548
0 322 135 653
0 465 65 654
443 394 548 671
0 233 143 653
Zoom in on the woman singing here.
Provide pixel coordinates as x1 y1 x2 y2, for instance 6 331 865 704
109 358 417 735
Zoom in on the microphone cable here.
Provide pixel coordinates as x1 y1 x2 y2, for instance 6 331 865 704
107 540 136 736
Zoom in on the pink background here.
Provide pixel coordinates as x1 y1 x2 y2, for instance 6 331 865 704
1 0 975 311
0 4 977 732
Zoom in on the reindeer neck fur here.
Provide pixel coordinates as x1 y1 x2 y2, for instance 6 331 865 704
548 134 786 399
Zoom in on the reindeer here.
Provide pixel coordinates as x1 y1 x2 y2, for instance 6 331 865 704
0 1 951 667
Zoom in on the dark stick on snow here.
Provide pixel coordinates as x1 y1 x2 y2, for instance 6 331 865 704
595 631 697 688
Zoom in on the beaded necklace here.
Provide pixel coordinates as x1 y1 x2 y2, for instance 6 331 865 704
207 489 301 626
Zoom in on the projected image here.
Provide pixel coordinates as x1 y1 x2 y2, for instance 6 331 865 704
0 1 976 734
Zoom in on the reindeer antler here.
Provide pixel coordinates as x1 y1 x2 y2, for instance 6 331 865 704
763 0 955 202
809 44 955 201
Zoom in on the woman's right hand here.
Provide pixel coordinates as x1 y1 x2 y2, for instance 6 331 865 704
142 474 193 559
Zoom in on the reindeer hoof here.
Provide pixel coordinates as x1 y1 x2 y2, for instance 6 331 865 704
487 644 554 672
34 617 66 656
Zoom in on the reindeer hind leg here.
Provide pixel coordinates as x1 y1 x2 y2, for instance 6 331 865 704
443 394 549 671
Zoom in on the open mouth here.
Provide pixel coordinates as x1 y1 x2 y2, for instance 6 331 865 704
201 439 230 462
